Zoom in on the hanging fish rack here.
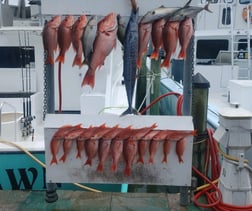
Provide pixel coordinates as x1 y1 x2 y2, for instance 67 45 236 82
45 114 194 186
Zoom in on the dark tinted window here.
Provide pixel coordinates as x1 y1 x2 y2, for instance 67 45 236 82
196 40 229 59
240 0 252 4
238 39 252 50
0 46 35 68
222 7 231 25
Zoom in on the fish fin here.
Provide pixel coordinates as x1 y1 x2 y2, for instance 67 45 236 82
55 54 65 63
81 71 95 88
137 57 142 69
72 55 83 68
76 152 81 159
178 156 184 163
137 157 144 164
178 50 186 59
59 154 66 163
148 157 154 164
50 156 58 165
160 59 171 68
45 56 55 65
96 163 103 172
110 163 117 172
121 107 139 116
162 157 167 164
124 166 131 176
84 158 92 166
149 51 159 60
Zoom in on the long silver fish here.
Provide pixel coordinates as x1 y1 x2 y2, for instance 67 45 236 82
121 0 139 115
169 1 212 22
140 6 180 24
81 15 97 65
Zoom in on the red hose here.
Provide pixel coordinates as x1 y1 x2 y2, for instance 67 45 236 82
140 92 182 115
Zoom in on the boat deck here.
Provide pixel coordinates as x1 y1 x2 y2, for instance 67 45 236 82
0 190 201 211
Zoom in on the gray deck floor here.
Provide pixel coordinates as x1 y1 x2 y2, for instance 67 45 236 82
0 190 202 211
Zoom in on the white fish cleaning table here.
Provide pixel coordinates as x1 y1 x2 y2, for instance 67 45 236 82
45 114 194 186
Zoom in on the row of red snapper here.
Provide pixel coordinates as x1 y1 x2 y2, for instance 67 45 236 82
50 123 196 176
42 11 194 89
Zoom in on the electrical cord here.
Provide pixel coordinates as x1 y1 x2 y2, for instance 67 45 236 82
0 139 101 193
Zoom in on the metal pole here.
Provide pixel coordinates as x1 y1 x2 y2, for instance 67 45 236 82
180 35 194 206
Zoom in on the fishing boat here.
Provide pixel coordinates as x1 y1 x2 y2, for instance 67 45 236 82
0 0 193 193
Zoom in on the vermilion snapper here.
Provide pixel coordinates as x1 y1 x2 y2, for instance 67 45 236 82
176 138 186 163
56 15 74 63
42 15 61 65
178 17 194 59
58 125 83 163
161 21 180 69
123 137 138 176
137 21 152 69
71 15 88 68
149 18 165 60
82 13 118 88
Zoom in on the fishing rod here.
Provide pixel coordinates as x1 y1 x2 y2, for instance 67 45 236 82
18 31 26 120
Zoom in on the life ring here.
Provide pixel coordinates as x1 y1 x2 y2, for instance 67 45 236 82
242 5 252 23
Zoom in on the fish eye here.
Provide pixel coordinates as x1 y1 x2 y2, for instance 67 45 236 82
152 11 155 15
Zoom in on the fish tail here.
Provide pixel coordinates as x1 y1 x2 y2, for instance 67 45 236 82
137 157 144 164
84 158 92 166
72 55 83 68
149 51 159 60
110 163 117 172
96 163 104 172
55 54 65 63
148 157 154 165
178 156 184 163
162 156 167 164
124 166 131 176
81 70 95 88
178 50 186 59
50 156 58 165
45 56 55 65
59 154 66 163
160 58 171 68
137 57 142 69
76 152 81 159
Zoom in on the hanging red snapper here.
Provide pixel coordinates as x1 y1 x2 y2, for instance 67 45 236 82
58 124 83 163
84 138 98 166
96 139 111 172
59 139 73 163
149 18 165 60
162 140 172 163
176 138 186 163
161 21 180 69
123 137 138 176
42 15 61 65
56 15 74 63
110 139 124 172
178 17 194 59
137 22 152 69
149 130 168 164
82 12 118 88
71 15 88 68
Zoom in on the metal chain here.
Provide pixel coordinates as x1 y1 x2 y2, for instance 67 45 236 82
43 51 48 121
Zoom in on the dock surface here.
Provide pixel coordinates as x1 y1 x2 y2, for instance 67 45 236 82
0 190 201 210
